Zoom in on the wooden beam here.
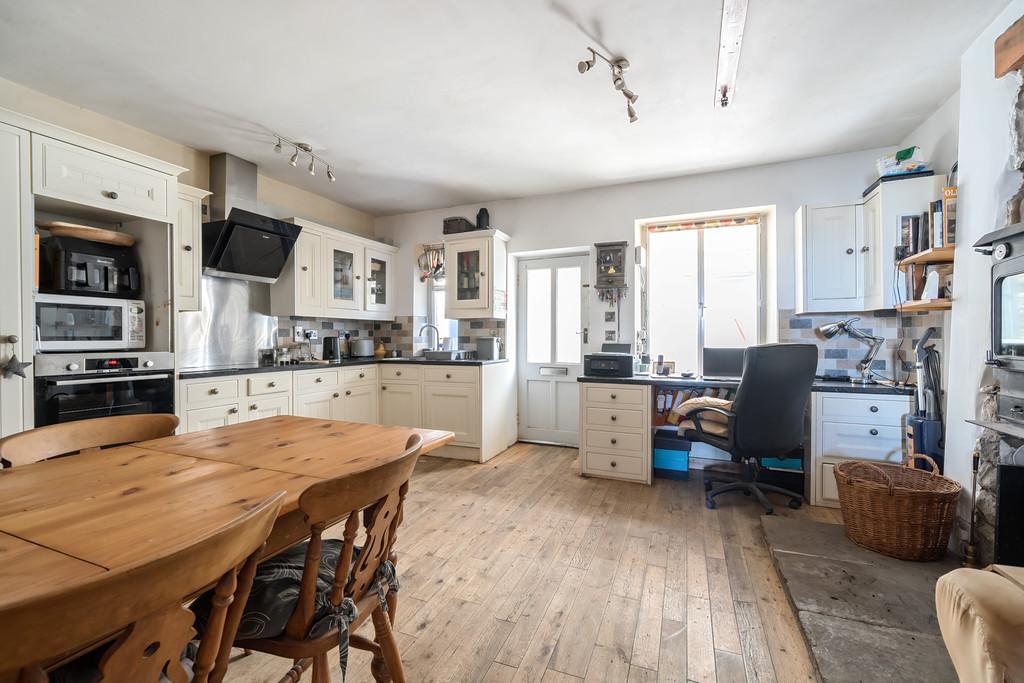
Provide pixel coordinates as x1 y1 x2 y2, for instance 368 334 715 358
995 15 1024 78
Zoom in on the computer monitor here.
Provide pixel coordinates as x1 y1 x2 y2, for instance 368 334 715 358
703 347 745 379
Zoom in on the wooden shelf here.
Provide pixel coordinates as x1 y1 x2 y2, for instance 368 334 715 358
897 298 952 312
898 246 955 270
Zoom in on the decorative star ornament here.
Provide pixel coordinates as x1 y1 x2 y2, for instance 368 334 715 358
1 354 31 379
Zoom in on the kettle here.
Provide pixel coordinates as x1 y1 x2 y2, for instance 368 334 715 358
322 336 340 361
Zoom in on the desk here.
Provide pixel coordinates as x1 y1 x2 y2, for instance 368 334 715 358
0 416 453 610
577 374 913 494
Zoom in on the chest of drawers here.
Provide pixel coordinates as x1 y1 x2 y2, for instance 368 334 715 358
579 382 652 484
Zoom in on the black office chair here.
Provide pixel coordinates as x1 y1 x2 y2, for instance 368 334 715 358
678 343 818 514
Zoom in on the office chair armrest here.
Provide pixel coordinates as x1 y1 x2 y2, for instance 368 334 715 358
686 406 736 451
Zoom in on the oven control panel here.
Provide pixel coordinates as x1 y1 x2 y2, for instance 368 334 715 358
33 352 174 377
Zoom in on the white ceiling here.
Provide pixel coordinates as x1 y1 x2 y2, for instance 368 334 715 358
0 1 1007 215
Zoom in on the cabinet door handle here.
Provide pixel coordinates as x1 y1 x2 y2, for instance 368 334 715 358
183 244 193 252
345 390 352 396
869 428 879 436
610 393 617 399
610 460 617 468
301 265 309 271
228 407 238 414
209 387 219 395
446 373 452 379
610 438 617 445
846 248 854 255
102 190 119 200
869 405 878 413
396 371 402 376
355 275 361 280
480 271 486 277
315 377 323 383
610 415 617 421
382 385 387 391
861 245 870 253
359 372 365 378
250 404 258 411
333 392 340 398
269 381 277 388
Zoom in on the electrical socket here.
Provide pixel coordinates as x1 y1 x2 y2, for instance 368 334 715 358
304 330 319 342
293 326 304 343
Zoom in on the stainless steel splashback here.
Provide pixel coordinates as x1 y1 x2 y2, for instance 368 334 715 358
176 277 277 368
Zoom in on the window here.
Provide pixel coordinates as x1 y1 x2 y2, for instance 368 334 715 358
427 279 458 348
646 216 761 374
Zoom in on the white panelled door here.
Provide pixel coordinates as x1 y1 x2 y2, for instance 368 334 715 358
517 255 588 445
0 123 30 437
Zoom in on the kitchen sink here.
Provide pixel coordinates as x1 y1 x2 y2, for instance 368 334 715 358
423 350 463 360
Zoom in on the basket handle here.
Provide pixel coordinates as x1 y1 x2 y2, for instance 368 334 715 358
848 461 895 495
906 454 940 475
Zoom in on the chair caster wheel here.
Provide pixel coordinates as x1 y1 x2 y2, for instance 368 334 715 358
704 480 712 492
705 498 717 510
789 499 803 509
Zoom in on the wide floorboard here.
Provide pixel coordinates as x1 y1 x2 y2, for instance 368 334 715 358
228 442 839 682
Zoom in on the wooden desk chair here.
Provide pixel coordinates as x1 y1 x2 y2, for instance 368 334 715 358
0 414 180 468
0 492 284 683
229 434 423 683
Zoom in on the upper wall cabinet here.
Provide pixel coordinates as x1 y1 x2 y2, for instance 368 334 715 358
175 184 211 312
445 229 510 319
31 135 174 222
270 217 397 321
795 174 946 314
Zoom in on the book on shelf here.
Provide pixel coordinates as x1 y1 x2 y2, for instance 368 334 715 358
920 210 931 251
943 186 957 245
932 199 944 247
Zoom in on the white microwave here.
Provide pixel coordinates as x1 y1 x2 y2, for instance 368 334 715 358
35 293 145 352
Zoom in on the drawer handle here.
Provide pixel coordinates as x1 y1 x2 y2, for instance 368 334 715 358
250 404 258 411
209 387 219 395
301 265 309 271
610 415 617 421
610 460 617 468
610 438 617 445
183 244 193 252
315 377 323 383
382 385 387 391
333 392 340 398
870 428 879 436
228 407 238 414
345 390 352 396
446 373 452 379
610 393 617 399
102 190 119 200
869 405 878 413
269 381 276 388
396 371 402 376
359 372 365 378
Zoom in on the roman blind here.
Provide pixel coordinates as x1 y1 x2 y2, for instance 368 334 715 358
646 213 760 233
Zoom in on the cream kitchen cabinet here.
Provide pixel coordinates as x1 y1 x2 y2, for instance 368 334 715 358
184 403 241 433
31 134 174 222
175 184 210 312
340 383 379 424
293 389 343 420
422 382 480 446
178 371 292 433
245 394 291 421
444 229 509 319
292 366 379 424
579 382 652 484
380 381 422 427
271 218 396 321
795 174 947 313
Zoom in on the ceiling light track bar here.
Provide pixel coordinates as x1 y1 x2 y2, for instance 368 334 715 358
272 133 337 182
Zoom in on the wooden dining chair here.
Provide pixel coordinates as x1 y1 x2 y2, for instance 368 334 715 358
228 434 423 683
0 414 180 467
0 492 284 683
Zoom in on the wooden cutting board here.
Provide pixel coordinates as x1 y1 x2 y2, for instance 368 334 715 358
37 221 136 247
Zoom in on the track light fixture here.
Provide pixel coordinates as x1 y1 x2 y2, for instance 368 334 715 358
273 134 342 186
577 46 639 123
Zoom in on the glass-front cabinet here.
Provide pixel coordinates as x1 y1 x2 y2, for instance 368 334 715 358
324 236 363 313
365 248 392 312
444 230 510 319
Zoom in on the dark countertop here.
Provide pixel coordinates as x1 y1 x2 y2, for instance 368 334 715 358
577 374 914 396
178 357 508 380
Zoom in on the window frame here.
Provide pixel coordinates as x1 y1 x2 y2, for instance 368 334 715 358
643 219 765 376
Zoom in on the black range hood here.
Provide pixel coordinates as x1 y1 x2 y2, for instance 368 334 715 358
202 208 302 284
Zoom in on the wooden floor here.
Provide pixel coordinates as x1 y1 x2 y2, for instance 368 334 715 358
228 442 842 683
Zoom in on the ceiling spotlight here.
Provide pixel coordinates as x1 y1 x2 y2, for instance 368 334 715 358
327 166 336 182
273 137 282 154
274 134 339 186
613 76 625 91
308 157 316 176
627 102 638 123
622 88 638 104
289 148 299 166
577 48 596 74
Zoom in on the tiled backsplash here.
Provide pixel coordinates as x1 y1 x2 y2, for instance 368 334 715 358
458 319 506 352
777 308 945 381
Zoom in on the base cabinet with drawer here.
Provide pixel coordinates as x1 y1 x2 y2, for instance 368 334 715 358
810 391 913 507
179 371 292 434
579 382 652 484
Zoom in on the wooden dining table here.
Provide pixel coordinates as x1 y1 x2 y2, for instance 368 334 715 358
0 415 453 611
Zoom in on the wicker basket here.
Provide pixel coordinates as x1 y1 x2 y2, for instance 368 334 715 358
833 455 962 561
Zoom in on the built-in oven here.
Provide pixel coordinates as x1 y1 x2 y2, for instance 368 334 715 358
35 293 145 352
33 352 174 427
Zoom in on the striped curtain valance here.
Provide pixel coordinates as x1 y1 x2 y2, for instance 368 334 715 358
646 213 760 233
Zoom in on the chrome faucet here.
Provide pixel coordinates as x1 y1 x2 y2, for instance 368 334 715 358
419 324 441 350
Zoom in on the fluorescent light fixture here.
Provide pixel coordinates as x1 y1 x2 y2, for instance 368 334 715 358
714 0 748 108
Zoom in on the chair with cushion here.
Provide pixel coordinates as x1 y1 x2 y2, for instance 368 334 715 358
673 343 817 514
0 492 284 683
207 434 423 683
0 414 180 468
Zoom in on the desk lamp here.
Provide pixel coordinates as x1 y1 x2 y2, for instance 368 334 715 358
815 317 885 385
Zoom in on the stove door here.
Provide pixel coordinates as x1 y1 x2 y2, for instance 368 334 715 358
34 372 174 427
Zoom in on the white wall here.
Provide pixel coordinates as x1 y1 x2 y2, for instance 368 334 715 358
945 1 1024 495
900 89 961 175
375 147 891 351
